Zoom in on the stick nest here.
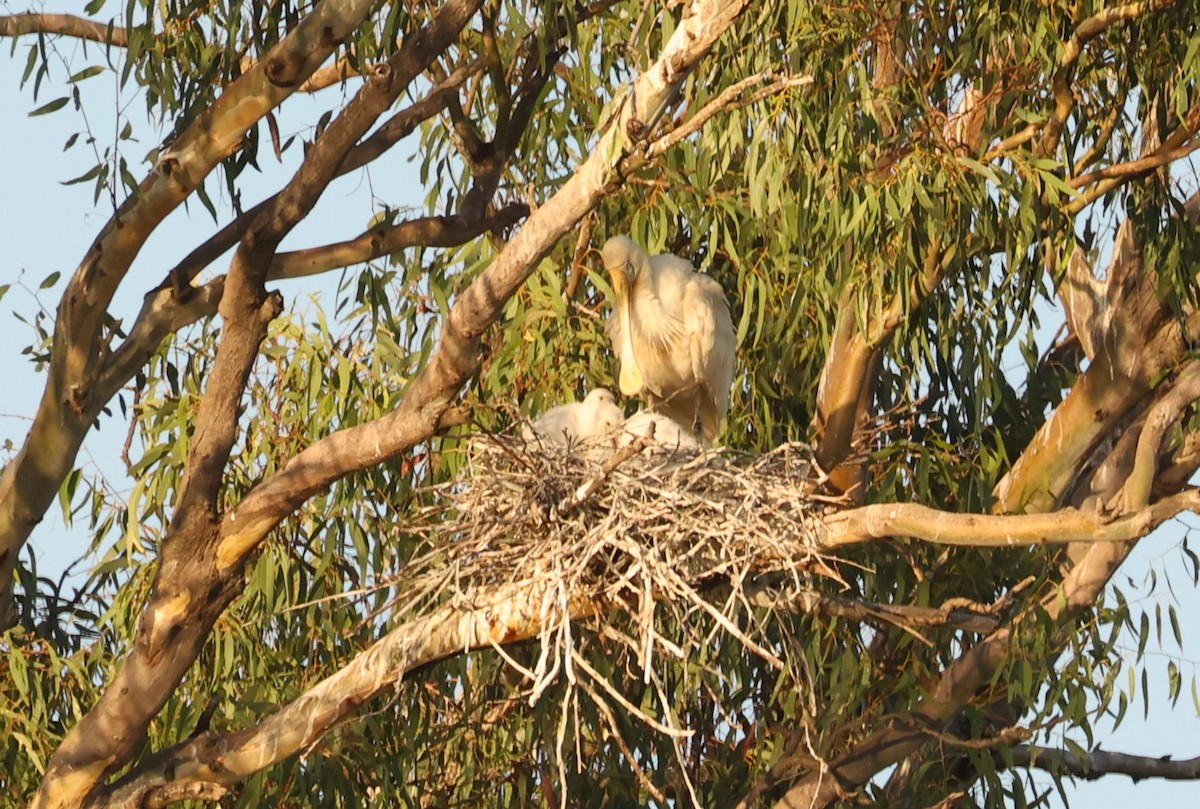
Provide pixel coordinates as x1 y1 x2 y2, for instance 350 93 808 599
399 434 844 617
389 433 849 791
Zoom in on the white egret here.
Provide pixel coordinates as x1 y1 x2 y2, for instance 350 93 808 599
525 388 624 447
617 410 700 454
602 234 735 444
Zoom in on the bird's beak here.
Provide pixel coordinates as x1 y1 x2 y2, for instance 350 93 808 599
607 261 629 297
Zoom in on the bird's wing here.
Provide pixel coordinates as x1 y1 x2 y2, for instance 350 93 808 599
531 404 581 445
682 274 736 432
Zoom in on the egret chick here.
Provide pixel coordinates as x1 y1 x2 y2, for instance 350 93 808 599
525 388 624 448
617 410 700 454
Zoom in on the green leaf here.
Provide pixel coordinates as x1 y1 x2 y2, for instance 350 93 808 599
68 66 105 83
28 97 69 116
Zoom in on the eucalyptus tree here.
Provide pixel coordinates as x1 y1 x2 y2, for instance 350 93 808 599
2 1 1200 807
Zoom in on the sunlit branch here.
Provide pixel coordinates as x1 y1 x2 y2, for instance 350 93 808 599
96 579 597 809
1039 0 1179 156
1108 362 1200 514
1075 83 1132 174
0 12 127 44
0 13 361 93
822 488 1200 549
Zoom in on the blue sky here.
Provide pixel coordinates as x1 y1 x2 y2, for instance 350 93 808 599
2 17 1199 809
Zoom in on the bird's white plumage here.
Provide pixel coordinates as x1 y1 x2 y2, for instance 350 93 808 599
617 410 700 454
602 234 735 444
525 388 624 447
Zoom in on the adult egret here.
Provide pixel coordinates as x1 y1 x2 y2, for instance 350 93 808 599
601 234 735 444
525 388 624 447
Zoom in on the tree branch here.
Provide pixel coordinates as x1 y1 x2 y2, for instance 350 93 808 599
822 488 1200 549
1005 744 1200 782
1038 0 1179 156
0 12 126 45
0 0 385 634
269 203 529 279
1107 362 1200 514
747 583 1001 635
1065 105 1200 214
30 2 484 805
162 59 482 288
645 72 814 159
95 579 593 808
0 13 363 93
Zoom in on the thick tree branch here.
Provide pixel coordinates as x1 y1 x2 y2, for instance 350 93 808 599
164 60 483 288
1005 744 1200 782
813 237 942 491
30 3 483 806
0 0 384 633
210 0 753 575
0 12 126 44
94 579 595 808
822 489 1200 549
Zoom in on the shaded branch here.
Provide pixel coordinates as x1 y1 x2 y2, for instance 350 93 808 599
1005 744 1200 782
646 72 814 159
269 203 529 279
1066 104 1200 214
163 60 482 288
748 583 1001 635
